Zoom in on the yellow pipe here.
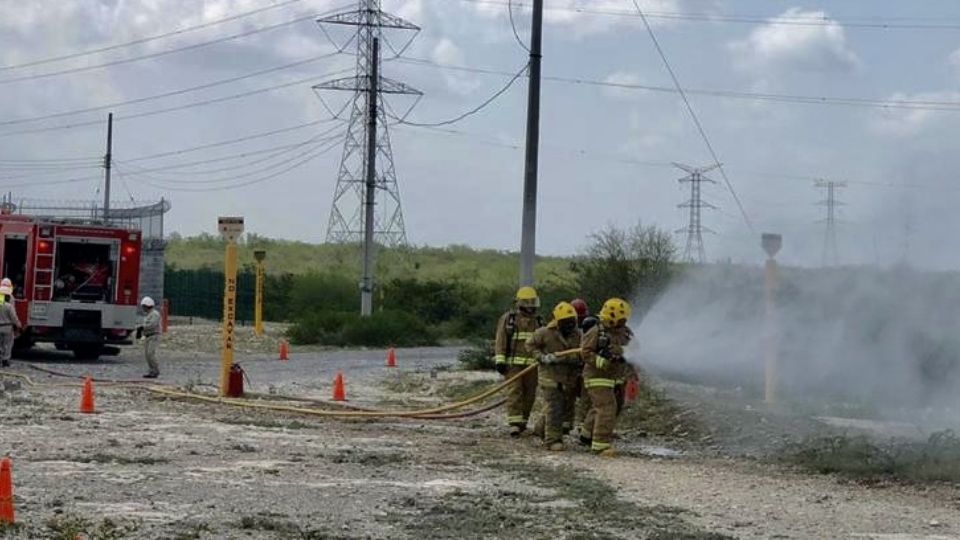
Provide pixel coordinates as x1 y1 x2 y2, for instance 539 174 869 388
220 241 239 396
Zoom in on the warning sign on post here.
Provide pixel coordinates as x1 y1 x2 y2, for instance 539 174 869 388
218 216 244 242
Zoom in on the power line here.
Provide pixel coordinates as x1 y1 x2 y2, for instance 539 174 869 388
400 122 960 192
0 52 347 127
451 0 960 30
0 0 307 73
0 67 356 139
0 164 102 182
122 135 342 192
0 12 323 86
119 132 341 176
115 126 344 178
386 62 528 127
122 119 341 162
0 156 99 164
119 137 332 185
508 0 531 52
633 0 752 230
395 56 960 113
0 174 101 189
406 121 960 197
114 169 138 203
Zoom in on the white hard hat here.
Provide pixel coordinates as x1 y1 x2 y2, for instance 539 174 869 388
0 278 11 288
140 296 155 307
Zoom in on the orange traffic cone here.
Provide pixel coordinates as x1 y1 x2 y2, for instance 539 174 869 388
386 347 397 368
0 457 14 525
80 377 95 414
332 372 346 402
625 378 639 403
279 340 289 361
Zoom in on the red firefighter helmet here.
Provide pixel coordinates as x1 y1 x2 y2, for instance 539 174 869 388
570 298 589 319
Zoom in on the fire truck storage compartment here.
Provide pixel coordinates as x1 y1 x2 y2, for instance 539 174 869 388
62 309 102 343
54 239 116 303
2 236 26 297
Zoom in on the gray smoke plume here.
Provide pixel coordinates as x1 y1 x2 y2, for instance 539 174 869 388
633 263 960 426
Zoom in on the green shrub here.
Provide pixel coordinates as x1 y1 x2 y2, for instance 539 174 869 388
287 310 437 347
287 273 357 316
782 430 960 483
457 341 496 371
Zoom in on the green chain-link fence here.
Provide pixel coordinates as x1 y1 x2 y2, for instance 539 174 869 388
163 268 250 322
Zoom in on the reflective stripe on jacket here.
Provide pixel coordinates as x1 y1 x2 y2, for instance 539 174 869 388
581 323 632 385
494 311 541 366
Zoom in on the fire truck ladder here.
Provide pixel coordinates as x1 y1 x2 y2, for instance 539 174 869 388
33 240 55 302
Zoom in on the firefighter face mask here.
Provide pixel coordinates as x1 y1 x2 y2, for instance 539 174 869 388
558 318 578 337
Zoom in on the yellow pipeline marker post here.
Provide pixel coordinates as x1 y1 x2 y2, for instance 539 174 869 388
218 217 244 396
761 233 782 405
253 249 266 337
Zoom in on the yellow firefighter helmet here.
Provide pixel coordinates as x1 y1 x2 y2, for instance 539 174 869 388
515 286 540 309
552 301 578 322
599 298 632 326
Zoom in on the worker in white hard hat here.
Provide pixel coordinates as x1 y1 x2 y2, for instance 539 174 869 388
136 297 161 378
0 278 21 367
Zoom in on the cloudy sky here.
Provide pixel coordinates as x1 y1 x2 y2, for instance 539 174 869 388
3 0 960 268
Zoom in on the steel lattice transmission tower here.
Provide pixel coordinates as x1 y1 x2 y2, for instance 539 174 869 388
675 162 719 264
315 1 421 246
816 179 846 266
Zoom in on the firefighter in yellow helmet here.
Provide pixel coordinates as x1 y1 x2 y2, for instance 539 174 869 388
494 286 543 437
526 302 583 450
580 298 633 457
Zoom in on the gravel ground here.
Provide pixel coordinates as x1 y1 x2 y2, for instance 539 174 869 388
1 324 959 539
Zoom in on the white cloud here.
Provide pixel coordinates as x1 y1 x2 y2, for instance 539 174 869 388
431 38 464 66
601 71 644 100
466 0 688 39
430 38 480 95
869 91 960 138
730 8 860 73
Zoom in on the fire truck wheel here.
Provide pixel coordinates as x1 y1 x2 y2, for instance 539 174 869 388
71 344 103 360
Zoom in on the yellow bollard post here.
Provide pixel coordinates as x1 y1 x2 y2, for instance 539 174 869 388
218 217 244 396
254 250 266 337
761 233 782 405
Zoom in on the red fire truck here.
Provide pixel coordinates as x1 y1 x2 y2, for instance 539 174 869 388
0 214 142 359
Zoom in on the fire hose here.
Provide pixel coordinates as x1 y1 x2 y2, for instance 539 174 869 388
142 364 538 418
0 346 582 420
0 367 515 419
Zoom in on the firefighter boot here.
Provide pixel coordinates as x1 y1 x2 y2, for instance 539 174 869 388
597 448 618 458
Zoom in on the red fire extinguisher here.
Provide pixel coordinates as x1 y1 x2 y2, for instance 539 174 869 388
625 378 639 404
227 364 247 398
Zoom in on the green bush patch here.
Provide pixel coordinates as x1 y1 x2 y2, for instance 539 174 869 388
287 310 437 347
782 430 960 483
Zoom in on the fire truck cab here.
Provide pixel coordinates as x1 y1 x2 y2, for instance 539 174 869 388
0 214 142 359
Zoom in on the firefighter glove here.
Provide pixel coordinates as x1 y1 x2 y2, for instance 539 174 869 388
135 327 143 340
495 362 508 375
541 353 558 365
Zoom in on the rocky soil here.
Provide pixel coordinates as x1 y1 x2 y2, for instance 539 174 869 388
0 324 958 539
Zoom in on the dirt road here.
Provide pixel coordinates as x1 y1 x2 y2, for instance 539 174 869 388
1 328 959 539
